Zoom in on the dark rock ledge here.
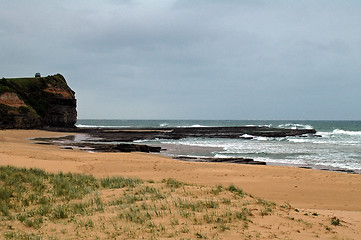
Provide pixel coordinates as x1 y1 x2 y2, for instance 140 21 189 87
174 156 266 165
65 142 162 153
68 126 317 142
32 136 162 153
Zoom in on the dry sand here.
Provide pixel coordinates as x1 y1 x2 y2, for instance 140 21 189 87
1 129 361 239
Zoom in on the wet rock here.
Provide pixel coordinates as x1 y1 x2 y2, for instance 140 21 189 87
174 156 266 165
115 143 162 153
82 126 317 142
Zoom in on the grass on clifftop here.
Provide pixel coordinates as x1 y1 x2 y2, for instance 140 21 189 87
3 74 67 90
0 166 347 240
0 74 72 118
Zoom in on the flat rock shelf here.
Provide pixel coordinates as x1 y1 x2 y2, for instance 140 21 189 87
72 125 317 141
35 126 317 166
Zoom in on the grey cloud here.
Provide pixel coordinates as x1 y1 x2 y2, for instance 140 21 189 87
1 1 360 119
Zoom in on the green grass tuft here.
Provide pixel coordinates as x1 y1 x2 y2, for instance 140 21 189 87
162 178 185 188
100 176 143 189
331 217 341 226
227 184 245 197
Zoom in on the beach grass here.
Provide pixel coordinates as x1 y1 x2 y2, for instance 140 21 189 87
0 165 349 239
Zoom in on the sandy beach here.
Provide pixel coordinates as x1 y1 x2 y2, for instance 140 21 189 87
1 129 361 239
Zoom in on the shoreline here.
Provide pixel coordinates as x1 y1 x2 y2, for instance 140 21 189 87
36 128 361 175
0 129 361 212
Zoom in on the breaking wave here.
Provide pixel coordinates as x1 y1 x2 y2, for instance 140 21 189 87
75 124 130 128
277 123 314 130
331 129 361 136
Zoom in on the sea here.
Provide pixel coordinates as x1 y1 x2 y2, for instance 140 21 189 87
76 120 361 173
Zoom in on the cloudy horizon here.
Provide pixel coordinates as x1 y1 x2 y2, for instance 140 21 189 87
1 0 360 120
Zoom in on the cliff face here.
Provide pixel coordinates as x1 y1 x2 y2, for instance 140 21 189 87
0 74 77 129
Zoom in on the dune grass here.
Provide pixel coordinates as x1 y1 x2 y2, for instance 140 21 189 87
0 165 346 240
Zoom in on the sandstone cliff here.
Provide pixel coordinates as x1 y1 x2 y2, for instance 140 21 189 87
0 74 77 129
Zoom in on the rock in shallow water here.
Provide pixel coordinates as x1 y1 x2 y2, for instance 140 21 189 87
174 156 266 165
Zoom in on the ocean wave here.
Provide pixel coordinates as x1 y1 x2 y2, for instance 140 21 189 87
75 124 130 128
245 124 273 128
133 140 148 143
75 124 99 128
332 129 361 136
240 134 254 139
175 124 210 128
253 136 271 141
239 134 275 141
318 129 361 138
161 138 222 148
287 138 311 143
277 123 313 130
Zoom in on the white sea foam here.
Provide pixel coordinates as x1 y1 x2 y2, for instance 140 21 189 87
245 124 273 128
174 124 210 128
75 124 130 128
161 138 221 148
288 138 309 143
240 134 254 138
277 123 313 130
317 130 361 144
331 129 361 136
253 136 271 141
75 124 98 128
317 131 332 137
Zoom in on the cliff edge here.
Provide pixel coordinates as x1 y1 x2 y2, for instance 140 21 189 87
0 74 77 129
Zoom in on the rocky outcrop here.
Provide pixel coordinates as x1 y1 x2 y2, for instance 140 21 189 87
33 137 162 153
174 156 266 165
72 143 162 153
0 74 77 129
79 126 317 142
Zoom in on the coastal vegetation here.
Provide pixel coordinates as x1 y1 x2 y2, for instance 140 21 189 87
0 166 349 239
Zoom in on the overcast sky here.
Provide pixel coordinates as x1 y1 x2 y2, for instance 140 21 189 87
1 0 360 120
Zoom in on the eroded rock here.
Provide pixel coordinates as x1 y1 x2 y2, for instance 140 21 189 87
0 74 77 129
